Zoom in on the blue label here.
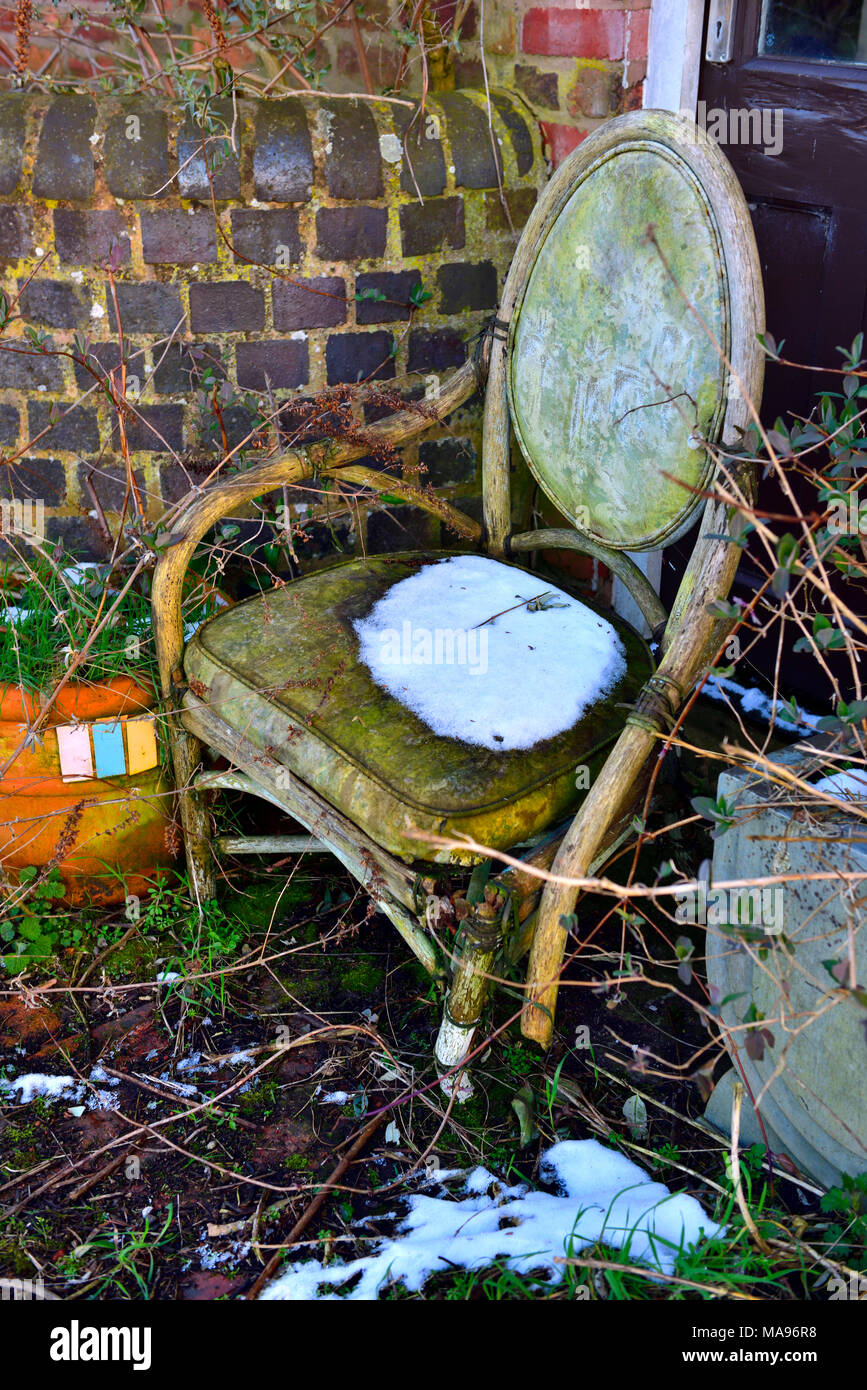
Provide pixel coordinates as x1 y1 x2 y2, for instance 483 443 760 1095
92 720 126 778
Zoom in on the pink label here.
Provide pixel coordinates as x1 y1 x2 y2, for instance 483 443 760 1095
56 724 93 781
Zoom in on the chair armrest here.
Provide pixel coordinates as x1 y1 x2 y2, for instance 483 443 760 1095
152 359 481 700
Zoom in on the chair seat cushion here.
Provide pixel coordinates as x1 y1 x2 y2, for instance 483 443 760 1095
183 552 652 863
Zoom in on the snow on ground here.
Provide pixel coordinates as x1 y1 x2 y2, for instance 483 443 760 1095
0 1066 120 1109
354 556 627 750
0 1073 82 1105
812 768 867 800
261 1138 724 1301
703 674 822 735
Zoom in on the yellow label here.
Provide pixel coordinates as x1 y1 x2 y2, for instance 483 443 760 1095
125 716 158 775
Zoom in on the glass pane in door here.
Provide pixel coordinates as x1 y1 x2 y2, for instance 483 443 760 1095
760 0 867 63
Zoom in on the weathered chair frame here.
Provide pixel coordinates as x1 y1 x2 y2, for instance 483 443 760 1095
153 111 764 1079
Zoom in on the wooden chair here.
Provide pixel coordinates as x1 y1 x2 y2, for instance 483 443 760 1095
152 110 764 1088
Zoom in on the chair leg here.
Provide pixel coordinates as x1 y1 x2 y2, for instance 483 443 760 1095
171 724 217 905
434 906 501 1099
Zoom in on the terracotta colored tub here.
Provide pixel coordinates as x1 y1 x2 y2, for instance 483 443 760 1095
0 676 178 907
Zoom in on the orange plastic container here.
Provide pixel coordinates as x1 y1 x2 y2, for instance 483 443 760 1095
0 677 179 907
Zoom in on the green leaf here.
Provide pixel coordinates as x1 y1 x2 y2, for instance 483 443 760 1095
511 1082 537 1147
19 916 44 942
757 331 784 360
706 599 740 622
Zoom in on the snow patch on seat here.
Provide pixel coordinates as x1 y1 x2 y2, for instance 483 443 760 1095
353 556 627 751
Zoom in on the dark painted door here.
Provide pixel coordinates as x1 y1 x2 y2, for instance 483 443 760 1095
663 0 867 705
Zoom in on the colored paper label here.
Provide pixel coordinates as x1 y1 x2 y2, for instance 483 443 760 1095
56 724 93 781
92 720 126 778
125 716 158 775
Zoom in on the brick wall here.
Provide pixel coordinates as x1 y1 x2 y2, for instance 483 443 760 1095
0 89 544 564
445 0 650 169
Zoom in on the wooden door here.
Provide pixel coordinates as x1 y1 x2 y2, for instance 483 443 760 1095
662 0 867 705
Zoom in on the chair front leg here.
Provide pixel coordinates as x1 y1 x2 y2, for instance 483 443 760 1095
521 493 752 1048
435 900 502 1096
170 721 217 904
521 728 657 1046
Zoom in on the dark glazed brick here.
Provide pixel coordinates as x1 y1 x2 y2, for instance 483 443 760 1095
0 207 33 262
235 341 308 390
44 515 104 561
152 342 225 395
515 64 560 110
18 280 88 329
418 437 477 486
0 95 26 194
0 404 18 444
399 197 465 257
436 93 502 189
366 504 431 553
324 104 382 200
492 94 535 176
112 405 184 452
484 186 538 231
356 271 421 324
110 283 184 335
273 276 346 330
277 395 354 446
29 403 99 453
178 100 240 200
84 465 148 513
0 457 66 505
230 209 301 266
362 386 422 423
141 211 217 265
407 328 467 373
295 519 353 562
200 405 260 451
33 96 95 200
392 105 446 197
453 57 484 88
103 104 169 200
452 494 483 528
326 331 395 385
253 99 313 202
189 282 265 333
437 261 498 314
74 341 147 391
159 461 203 506
54 209 129 266
0 342 64 391
316 207 387 262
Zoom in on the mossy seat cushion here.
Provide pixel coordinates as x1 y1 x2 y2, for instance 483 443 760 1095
182 553 652 863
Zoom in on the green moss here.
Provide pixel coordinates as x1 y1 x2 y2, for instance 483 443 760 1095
103 938 156 979
283 1154 311 1172
339 958 384 995
237 1078 279 1117
230 877 318 931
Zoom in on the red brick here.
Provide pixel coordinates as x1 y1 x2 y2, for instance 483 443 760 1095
522 9 626 60
540 122 588 168
625 7 649 61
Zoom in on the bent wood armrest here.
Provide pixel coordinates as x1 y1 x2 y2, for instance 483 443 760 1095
509 529 667 634
152 358 480 701
521 488 752 1046
152 360 480 904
